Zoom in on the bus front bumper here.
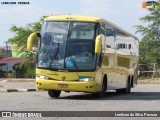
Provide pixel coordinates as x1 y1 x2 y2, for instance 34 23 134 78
36 79 98 93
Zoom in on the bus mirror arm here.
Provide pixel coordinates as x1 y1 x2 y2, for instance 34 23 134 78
95 35 102 54
27 32 40 50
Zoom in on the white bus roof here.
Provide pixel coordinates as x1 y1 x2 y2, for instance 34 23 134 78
101 19 138 40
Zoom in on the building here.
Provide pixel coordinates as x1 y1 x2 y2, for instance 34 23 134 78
0 57 27 78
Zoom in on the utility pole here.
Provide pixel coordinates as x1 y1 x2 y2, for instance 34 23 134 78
4 41 8 54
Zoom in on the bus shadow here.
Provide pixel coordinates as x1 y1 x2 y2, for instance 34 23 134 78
57 92 160 101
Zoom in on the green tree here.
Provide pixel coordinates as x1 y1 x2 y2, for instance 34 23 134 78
135 8 160 67
7 16 47 78
8 16 47 47
0 53 8 58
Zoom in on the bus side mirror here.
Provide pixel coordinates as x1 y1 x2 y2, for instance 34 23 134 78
95 35 102 54
27 32 40 50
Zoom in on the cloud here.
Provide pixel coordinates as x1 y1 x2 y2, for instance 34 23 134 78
0 0 149 46
79 0 148 39
0 4 62 45
0 1 80 45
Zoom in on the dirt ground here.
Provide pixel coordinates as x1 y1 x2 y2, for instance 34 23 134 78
138 78 160 84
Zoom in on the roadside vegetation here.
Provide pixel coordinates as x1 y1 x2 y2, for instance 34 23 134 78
7 16 47 78
0 53 8 59
135 7 160 75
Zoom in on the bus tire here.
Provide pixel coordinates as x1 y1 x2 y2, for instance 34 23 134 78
124 78 131 93
122 79 131 94
92 79 107 98
48 90 61 98
116 79 131 94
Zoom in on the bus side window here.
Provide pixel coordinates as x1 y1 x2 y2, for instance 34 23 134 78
123 44 125 49
100 23 106 35
128 44 131 49
100 27 105 35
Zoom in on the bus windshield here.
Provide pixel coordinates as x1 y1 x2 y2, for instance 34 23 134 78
37 21 98 71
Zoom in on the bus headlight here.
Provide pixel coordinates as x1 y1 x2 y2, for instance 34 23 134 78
36 74 49 80
79 77 94 82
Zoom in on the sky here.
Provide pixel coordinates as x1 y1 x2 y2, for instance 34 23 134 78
0 0 149 46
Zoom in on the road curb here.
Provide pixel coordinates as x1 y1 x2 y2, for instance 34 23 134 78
0 88 39 93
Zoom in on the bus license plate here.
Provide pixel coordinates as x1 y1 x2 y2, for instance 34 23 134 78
58 84 68 88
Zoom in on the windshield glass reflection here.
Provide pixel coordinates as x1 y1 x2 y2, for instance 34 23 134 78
37 21 98 71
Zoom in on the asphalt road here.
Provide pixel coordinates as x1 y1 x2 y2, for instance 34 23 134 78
0 84 160 119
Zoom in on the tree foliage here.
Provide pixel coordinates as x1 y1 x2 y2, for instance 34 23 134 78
7 16 47 78
135 8 160 67
8 16 47 47
0 53 8 59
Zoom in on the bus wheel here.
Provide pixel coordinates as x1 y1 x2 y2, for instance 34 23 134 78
48 90 61 98
92 79 106 98
116 79 131 94
125 79 131 93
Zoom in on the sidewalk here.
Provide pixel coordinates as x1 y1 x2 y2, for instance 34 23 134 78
0 78 38 92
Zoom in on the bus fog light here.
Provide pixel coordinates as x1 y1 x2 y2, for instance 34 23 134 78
36 74 49 80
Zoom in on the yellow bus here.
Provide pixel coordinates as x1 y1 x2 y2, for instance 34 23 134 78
27 15 139 98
